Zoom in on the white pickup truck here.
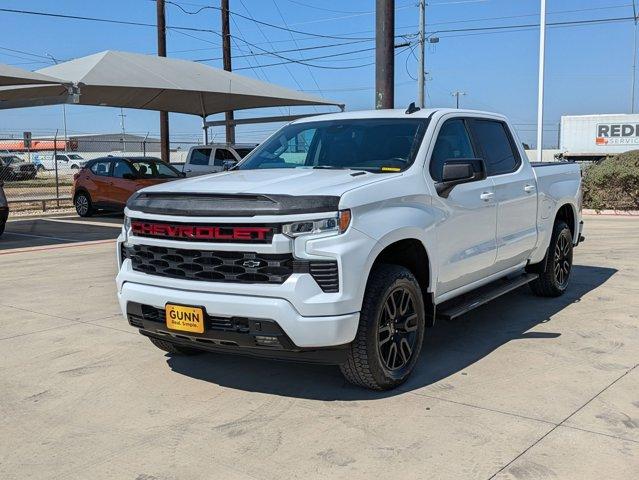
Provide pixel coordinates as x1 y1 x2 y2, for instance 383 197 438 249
116 108 583 390
181 143 256 177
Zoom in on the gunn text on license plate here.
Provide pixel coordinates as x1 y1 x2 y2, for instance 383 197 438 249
165 304 204 333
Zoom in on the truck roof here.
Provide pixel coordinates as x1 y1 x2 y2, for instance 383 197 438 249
192 143 257 149
290 107 506 124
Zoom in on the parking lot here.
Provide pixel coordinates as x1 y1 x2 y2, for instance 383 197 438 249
0 214 637 479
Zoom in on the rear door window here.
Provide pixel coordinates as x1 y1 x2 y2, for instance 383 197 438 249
112 160 135 179
429 119 475 182
213 148 236 166
90 160 112 177
189 148 211 166
468 120 521 176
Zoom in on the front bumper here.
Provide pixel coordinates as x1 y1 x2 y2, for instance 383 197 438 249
118 281 359 350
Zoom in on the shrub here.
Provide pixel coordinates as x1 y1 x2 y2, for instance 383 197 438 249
582 150 639 211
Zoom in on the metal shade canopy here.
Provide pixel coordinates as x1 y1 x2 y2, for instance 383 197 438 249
0 63 65 87
26 50 343 117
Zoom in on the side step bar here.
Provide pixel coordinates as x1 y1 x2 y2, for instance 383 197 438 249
436 273 539 321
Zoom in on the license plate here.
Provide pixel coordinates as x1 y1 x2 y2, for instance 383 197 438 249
165 304 204 333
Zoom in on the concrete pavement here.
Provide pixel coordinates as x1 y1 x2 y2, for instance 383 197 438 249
0 215 637 479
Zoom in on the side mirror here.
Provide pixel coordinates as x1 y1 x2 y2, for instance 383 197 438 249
435 159 487 198
222 159 237 171
122 173 137 180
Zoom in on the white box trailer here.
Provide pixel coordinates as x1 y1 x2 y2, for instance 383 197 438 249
560 113 639 161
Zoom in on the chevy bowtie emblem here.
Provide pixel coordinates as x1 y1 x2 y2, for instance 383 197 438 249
242 260 262 268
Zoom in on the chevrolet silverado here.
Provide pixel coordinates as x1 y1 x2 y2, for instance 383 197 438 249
116 107 583 390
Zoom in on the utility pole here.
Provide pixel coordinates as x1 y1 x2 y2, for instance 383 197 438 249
536 0 546 162
451 91 466 108
119 108 127 153
221 0 235 144
417 0 425 108
375 0 395 109
156 0 170 162
632 0 637 113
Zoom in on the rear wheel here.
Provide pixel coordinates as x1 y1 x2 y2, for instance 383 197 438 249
529 220 573 297
147 337 203 355
74 191 93 217
340 264 425 390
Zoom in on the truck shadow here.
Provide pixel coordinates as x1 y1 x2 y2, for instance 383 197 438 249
0 214 122 251
166 265 617 400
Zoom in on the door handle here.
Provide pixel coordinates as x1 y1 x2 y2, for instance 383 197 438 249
479 192 494 201
524 184 536 193
185 169 192 172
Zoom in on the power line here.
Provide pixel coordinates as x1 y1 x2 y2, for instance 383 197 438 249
425 3 634 27
191 39 371 62
0 6 220 34
271 0 326 100
158 0 376 40
237 44 413 71
232 0 308 114
283 1 373 14
234 45 379 70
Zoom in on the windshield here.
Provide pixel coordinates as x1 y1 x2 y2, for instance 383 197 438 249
235 147 255 158
130 160 181 179
67 154 83 160
236 118 428 172
1 156 22 165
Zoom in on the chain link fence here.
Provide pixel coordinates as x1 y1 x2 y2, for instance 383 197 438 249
0 137 199 215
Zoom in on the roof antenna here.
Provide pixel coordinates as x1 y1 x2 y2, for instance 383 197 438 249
405 102 420 114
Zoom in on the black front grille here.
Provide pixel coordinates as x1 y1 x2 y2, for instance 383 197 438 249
127 244 294 284
126 244 340 291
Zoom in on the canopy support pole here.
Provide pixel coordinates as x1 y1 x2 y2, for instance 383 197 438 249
202 116 209 145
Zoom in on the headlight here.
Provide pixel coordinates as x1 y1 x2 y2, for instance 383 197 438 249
283 210 351 237
122 215 131 242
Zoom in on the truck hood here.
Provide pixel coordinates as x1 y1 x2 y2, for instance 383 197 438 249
141 168 398 197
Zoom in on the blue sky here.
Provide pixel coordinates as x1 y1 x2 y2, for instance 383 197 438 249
0 0 636 147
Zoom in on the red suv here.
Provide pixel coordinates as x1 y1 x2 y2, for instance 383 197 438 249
73 156 183 217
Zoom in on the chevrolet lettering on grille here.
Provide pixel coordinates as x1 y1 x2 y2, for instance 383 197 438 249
131 221 272 242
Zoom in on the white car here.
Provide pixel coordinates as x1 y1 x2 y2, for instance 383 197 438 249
33 153 87 171
116 107 583 390
182 143 256 176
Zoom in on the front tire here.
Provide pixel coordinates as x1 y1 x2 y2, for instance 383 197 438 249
74 191 93 217
529 220 573 297
147 337 203 355
340 264 425 390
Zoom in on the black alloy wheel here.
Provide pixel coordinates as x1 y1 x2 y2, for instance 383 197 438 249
554 232 572 288
340 264 426 390
378 287 419 371
529 220 573 297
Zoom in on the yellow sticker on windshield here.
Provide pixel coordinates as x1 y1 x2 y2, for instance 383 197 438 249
381 167 401 172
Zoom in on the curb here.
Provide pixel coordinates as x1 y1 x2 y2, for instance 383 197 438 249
583 209 639 216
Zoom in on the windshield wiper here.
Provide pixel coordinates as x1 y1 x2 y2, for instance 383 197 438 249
312 165 347 170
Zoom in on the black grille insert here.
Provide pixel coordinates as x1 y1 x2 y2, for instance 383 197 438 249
126 244 339 291
127 245 294 284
